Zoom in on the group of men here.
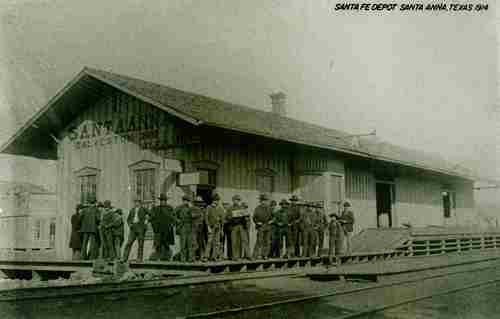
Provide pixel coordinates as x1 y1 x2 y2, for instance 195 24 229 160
70 191 356 263
69 196 125 260
252 193 355 260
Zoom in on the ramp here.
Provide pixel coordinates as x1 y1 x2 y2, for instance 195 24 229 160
351 228 411 253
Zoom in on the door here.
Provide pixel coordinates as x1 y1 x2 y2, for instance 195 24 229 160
376 182 394 227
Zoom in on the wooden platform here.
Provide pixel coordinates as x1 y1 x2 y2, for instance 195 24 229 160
307 249 500 282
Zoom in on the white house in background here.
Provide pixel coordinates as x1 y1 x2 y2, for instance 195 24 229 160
0 181 57 251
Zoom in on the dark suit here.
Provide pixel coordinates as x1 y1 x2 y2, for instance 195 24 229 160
149 205 175 261
80 205 99 260
122 206 149 261
69 212 82 260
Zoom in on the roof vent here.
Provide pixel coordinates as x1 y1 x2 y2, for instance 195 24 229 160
270 92 286 116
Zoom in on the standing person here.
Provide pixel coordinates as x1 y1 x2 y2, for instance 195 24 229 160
191 196 207 262
122 198 148 262
175 195 194 262
252 194 272 260
203 194 224 262
338 200 355 254
222 202 233 260
100 200 115 260
80 195 99 260
149 194 176 261
110 208 124 260
287 195 301 258
315 204 328 256
241 202 252 260
95 201 105 258
270 199 288 258
301 203 317 257
228 195 250 260
328 210 343 258
69 204 83 260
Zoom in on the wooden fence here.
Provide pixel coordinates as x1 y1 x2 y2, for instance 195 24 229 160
396 232 500 256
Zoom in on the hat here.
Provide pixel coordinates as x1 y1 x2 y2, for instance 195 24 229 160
232 194 242 201
289 195 300 202
115 208 123 215
258 194 269 201
279 199 289 206
88 196 97 204
182 195 192 201
212 193 221 201
104 200 112 208
194 196 205 204
343 200 351 207
158 194 169 201
133 197 142 203
270 200 277 206
76 203 84 211
242 202 249 209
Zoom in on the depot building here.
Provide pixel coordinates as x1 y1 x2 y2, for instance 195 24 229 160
0 67 481 259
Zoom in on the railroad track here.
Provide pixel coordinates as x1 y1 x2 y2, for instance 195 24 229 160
0 267 306 302
182 258 500 318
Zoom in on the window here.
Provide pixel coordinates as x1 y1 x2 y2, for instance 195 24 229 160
75 167 100 204
135 168 157 203
49 218 56 248
33 219 41 241
257 175 274 194
79 174 97 204
256 168 276 195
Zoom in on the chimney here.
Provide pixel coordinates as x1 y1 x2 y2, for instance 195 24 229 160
270 92 286 116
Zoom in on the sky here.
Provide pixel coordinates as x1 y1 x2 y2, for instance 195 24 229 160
0 0 498 200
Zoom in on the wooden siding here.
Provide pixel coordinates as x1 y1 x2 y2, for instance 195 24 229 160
396 176 442 206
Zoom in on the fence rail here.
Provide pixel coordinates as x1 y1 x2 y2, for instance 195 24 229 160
396 233 500 256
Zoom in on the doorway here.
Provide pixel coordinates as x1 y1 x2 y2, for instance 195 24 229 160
376 182 394 227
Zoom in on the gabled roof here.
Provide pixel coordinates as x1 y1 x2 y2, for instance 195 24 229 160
0 67 482 181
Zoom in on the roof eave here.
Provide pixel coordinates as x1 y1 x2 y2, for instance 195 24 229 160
203 121 479 182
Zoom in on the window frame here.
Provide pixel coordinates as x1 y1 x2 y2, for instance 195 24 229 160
129 160 160 206
255 168 277 195
74 167 100 204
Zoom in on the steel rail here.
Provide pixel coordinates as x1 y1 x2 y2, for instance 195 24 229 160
183 260 500 318
0 268 305 302
336 277 500 319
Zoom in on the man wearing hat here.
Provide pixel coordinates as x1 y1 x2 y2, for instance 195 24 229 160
149 194 176 261
227 194 249 260
203 193 225 261
100 200 115 259
252 194 273 259
80 195 100 260
287 195 302 258
191 196 207 261
174 195 194 262
122 198 148 262
110 208 124 260
338 200 355 254
328 206 342 258
69 204 83 260
314 203 328 257
301 202 318 257
270 199 289 258
222 200 234 260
